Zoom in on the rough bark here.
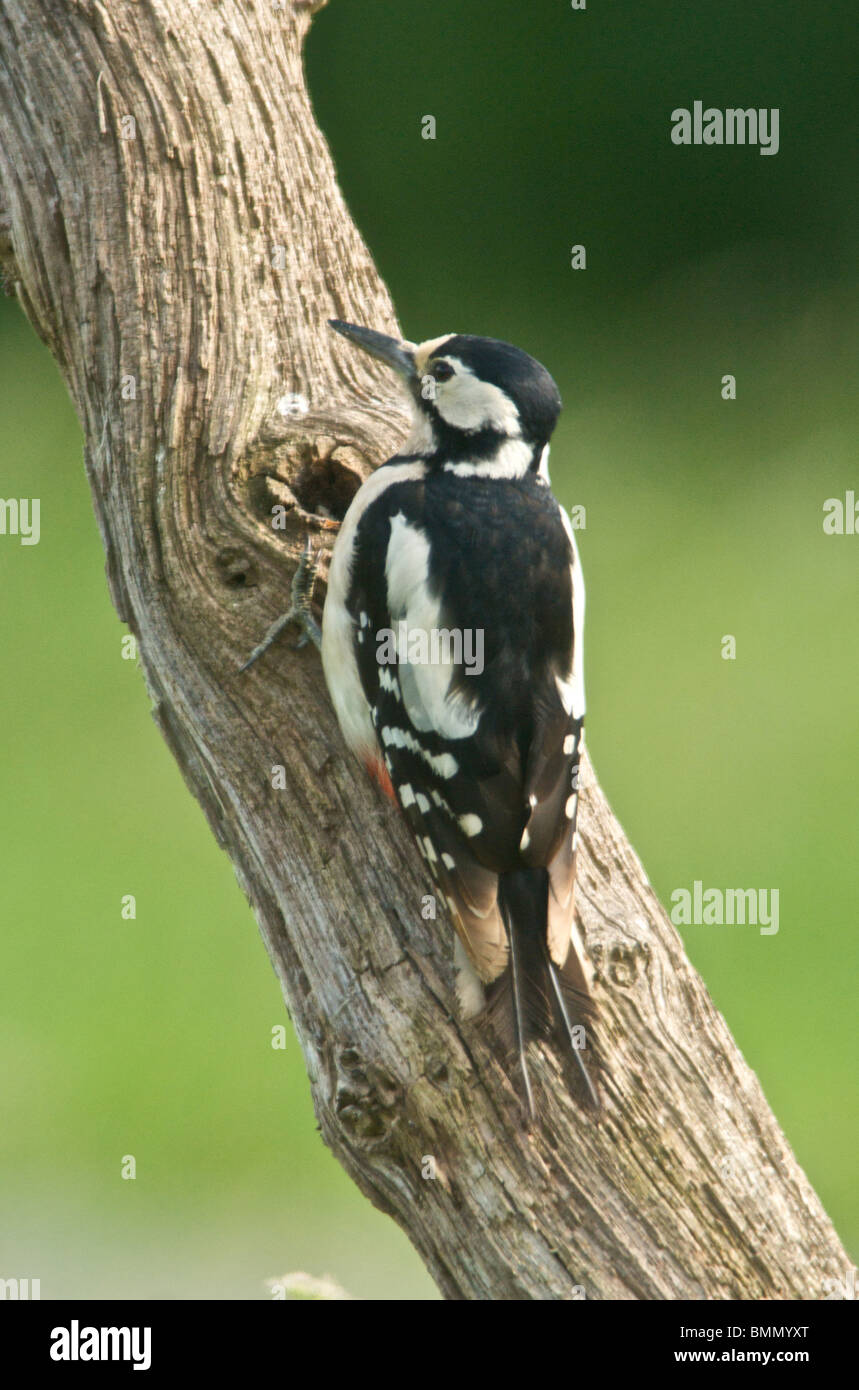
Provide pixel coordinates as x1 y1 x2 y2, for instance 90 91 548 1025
0 0 851 1300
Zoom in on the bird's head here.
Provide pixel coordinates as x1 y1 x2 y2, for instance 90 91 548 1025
329 319 562 477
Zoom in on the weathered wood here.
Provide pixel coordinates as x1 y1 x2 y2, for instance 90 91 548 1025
0 0 850 1299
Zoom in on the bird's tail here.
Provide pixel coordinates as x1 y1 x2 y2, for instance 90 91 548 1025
487 868 599 1125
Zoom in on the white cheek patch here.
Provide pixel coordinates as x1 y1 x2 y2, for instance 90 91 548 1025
434 357 521 434
401 337 458 457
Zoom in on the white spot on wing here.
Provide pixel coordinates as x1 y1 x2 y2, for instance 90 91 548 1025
378 666 400 697
459 813 482 838
380 725 459 779
430 751 458 778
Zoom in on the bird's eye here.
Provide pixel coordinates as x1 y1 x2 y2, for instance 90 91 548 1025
431 360 454 382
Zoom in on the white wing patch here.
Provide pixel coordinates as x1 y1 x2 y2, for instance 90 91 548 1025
556 502 586 721
384 513 482 740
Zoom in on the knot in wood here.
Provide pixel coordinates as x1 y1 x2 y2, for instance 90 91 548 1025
333 1046 401 1146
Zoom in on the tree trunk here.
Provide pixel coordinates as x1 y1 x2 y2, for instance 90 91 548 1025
0 0 850 1300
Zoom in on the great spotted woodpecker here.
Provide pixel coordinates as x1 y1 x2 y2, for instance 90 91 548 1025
245 321 598 1121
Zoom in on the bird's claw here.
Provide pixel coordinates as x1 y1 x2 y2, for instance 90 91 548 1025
239 537 322 672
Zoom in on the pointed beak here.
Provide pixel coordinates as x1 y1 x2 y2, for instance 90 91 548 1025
328 319 417 380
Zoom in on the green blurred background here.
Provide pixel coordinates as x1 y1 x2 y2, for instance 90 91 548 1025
1 1 856 1299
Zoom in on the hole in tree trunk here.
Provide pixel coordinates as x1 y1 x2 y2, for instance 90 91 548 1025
291 452 362 521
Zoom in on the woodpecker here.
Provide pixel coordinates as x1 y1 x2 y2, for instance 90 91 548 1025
246 321 598 1122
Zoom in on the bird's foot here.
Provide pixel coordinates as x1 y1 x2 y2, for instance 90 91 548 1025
239 537 322 672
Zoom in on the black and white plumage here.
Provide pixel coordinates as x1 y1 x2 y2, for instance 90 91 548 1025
321 321 597 1121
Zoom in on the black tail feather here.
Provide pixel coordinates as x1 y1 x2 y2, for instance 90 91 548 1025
545 956 600 1110
507 922 537 1125
487 868 599 1123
